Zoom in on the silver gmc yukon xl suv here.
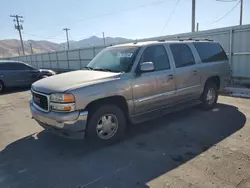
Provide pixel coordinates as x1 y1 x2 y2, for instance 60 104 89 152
30 40 230 143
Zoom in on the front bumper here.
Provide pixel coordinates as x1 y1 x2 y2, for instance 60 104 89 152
30 101 88 139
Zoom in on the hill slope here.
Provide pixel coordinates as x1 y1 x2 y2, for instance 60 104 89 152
0 36 131 57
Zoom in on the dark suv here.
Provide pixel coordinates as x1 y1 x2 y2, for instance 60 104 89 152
0 60 56 93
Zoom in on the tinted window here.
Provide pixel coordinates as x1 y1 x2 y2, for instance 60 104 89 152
193 42 228 63
170 44 195 68
13 63 34 70
0 63 13 70
140 45 170 71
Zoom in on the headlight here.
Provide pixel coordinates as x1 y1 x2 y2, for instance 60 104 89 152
50 93 75 103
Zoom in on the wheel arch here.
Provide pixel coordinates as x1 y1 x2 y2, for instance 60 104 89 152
204 76 220 90
85 95 130 122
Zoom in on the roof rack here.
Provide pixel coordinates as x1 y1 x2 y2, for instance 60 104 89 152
157 39 165 42
177 37 213 42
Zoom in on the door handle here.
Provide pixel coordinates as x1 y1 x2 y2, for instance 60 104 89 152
192 70 197 75
168 74 174 80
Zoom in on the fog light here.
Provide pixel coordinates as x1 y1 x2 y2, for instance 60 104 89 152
50 102 75 112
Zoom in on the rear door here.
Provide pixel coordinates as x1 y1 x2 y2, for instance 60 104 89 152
169 43 201 102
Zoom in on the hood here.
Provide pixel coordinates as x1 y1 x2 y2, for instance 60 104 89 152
32 70 121 94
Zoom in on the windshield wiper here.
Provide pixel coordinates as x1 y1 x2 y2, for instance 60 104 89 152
92 68 113 72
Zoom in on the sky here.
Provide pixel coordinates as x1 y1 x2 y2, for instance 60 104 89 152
0 0 249 43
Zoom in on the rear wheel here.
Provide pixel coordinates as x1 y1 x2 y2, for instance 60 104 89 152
86 105 126 144
201 82 218 110
0 81 4 93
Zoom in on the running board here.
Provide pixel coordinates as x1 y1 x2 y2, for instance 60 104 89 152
131 99 201 124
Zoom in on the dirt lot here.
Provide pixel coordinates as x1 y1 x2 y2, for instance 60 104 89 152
1 89 250 188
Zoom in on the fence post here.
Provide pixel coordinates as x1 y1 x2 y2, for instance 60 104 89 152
93 46 96 57
48 52 52 69
56 52 59 72
229 28 234 83
35 54 38 68
41 54 44 68
66 50 70 71
229 28 233 66
30 55 33 67
78 49 82 69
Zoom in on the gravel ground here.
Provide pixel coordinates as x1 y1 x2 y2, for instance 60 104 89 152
0 89 250 188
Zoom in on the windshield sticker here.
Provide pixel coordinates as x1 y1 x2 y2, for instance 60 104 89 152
118 53 133 58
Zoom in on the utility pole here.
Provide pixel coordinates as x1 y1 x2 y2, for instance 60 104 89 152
63 28 70 49
30 43 33 54
191 0 196 32
216 0 244 26
240 0 243 25
18 48 21 56
102 32 106 46
10 15 25 55
196 22 199 32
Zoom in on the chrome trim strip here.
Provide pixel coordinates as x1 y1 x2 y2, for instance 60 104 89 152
137 85 200 103
79 111 88 116
233 52 250 55
31 89 50 112
137 91 175 103
176 84 200 92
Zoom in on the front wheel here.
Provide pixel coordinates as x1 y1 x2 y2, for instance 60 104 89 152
86 105 126 144
201 82 218 110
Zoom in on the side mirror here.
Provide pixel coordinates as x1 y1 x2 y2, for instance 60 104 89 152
140 62 155 72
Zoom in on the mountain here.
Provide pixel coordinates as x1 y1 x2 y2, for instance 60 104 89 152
66 36 131 49
0 39 63 57
0 36 131 58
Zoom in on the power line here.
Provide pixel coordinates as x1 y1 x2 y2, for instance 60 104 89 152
22 32 65 40
70 0 168 27
216 0 238 2
160 0 181 35
212 0 240 24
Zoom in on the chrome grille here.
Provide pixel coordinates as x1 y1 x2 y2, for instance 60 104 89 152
32 90 49 111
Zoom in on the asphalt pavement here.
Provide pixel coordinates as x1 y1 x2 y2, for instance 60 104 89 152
0 89 250 188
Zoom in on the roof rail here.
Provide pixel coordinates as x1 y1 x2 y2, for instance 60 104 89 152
178 37 213 42
157 39 165 42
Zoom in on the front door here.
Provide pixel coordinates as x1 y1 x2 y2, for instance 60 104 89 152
169 43 201 102
132 45 175 115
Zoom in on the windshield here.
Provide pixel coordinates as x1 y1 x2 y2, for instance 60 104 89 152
86 47 140 73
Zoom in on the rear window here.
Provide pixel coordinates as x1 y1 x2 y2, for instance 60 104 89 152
193 42 228 63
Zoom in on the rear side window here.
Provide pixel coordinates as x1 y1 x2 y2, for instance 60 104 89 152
170 44 195 68
0 63 14 70
140 45 170 71
193 42 228 63
12 63 34 70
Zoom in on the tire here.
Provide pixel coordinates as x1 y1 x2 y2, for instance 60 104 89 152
201 82 218 110
0 81 4 93
86 105 126 144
